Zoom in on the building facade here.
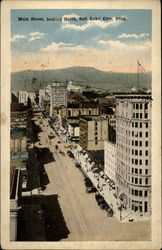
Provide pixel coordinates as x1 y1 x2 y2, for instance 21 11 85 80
18 91 28 104
50 82 67 116
79 116 108 151
115 93 152 215
58 107 99 118
104 140 116 183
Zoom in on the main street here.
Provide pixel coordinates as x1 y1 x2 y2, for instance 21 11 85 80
33 113 151 241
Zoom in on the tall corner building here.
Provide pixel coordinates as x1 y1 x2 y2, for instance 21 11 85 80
115 92 152 215
50 81 67 117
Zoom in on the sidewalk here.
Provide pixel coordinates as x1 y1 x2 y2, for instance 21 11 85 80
72 145 150 223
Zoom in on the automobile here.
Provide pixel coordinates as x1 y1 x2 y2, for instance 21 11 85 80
92 168 101 174
67 151 74 158
75 163 81 168
86 186 97 193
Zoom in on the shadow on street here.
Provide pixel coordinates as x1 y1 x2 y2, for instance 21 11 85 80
17 194 70 241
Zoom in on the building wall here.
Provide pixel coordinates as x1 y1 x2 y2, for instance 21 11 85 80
79 117 108 151
18 91 28 104
58 107 99 118
11 137 27 155
115 94 152 215
50 82 67 116
68 124 79 137
104 140 116 183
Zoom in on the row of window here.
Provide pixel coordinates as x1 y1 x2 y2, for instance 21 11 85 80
131 189 148 197
132 149 149 156
133 103 148 110
132 158 149 165
132 168 148 175
132 140 149 147
132 121 149 128
132 113 148 119
131 176 149 185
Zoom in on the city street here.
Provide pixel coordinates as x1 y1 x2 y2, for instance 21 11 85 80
34 113 151 241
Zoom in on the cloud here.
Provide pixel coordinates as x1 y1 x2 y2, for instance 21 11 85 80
29 32 46 37
40 41 73 51
62 16 126 31
11 34 26 42
118 33 150 39
29 36 42 42
98 39 151 50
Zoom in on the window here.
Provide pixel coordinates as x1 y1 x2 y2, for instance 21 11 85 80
136 113 139 118
132 168 134 173
132 140 134 146
132 189 134 195
139 141 142 146
145 169 148 174
135 178 138 184
146 123 148 128
145 160 148 165
140 113 142 119
139 190 142 196
145 103 148 109
139 178 142 184
135 141 138 146
139 169 142 174
132 158 134 164
136 104 139 109
144 191 148 197
139 150 142 156
145 141 148 146
135 150 138 155
135 168 138 174
95 122 97 126
135 190 138 196
132 177 134 183
95 141 98 145
132 131 134 136
145 178 148 185
140 122 142 128
145 132 148 137
135 159 138 165
145 150 148 156
95 136 98 140
139 132 142 137
133 103 135 109
132 122 134 127
139 159 142 165
133 113 135 118
132 149 134 155
135 122 138 128
145 113 148 119
140 104 142 109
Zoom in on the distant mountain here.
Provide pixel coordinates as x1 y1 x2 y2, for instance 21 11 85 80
11 66 151 92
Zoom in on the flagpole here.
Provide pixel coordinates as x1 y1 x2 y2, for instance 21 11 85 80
137 60 140 91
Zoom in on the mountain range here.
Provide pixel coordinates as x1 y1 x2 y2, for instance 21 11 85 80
11 66 151 92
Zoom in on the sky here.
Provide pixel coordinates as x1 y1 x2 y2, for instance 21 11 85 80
11 9 152 73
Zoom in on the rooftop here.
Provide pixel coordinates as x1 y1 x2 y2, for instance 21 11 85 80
79 115 107 121
114 92 152 99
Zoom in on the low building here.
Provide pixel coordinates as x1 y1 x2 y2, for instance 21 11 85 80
79 116 108 151
58 107 99 118
104 140 116 183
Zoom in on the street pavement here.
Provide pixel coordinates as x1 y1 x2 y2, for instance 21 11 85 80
33 113 151 241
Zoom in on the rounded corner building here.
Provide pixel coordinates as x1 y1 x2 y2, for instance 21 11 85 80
115 92 152 215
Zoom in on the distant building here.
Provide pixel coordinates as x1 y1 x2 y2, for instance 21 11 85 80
67 81 82 93
11 103 27 128
79 116 108 151
50 81 67 116
18 91 28 104
115 92 152 215
57 107 99 118
104 140 116 183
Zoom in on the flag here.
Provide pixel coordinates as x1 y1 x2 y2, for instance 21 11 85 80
137 60 146 73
